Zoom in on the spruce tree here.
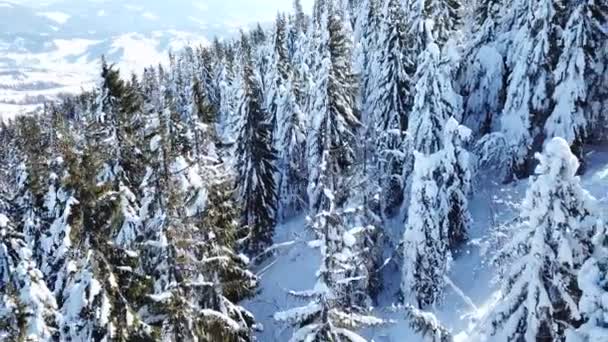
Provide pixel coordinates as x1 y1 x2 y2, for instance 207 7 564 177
401 151 451 308
568 225 608 341
546 0 608 163
458 0 506 136
275 155 386 341
498 0 561 179
0 207 59 341
408 39 462 155
58 129 153 341
308 13 360 213
440 118 473 250
235 46 278 256
405 0 463 56
485 137 599 341
369 0 415 215
402 117 471 307
354 0 382 129
271 14 308 220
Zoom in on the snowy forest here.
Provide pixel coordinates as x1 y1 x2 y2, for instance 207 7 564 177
0 0 607 341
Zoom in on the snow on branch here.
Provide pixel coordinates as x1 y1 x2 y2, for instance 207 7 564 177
405 305 453 342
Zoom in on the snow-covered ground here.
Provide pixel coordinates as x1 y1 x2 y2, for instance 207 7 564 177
245 145 608 341
0 31 208 121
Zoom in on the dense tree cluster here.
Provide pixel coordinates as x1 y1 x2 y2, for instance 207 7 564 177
1 0 607 340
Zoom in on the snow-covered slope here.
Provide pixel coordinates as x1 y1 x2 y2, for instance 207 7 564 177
0 30 207 119
245 146 608 341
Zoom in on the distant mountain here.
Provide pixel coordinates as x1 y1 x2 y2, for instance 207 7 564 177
0 0 253 120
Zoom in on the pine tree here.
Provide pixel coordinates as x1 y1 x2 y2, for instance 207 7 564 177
271 14 308 220
308 13 360 213
458 0 506 136
235 47 278 256
567 225 608 341
0 207 59 342
401 151 451 308
405 0 463 56
546 0 608 163
498 0 561 179
408 38 462 155
440 118 473 250
369 0 415 215
485 137 599 341
275 157 386 341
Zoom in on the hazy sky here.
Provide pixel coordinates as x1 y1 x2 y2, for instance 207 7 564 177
6 0 316 29
8 1 316 15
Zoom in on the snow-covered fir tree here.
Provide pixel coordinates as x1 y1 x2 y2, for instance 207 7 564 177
368 0 415 215
405 0 463 57
497 0 561 179
567 224 608 342
405 305 453 342
275 154 386 341
354 0 382 129
308 12 360 213
408 33 463 155
0 204 59 341
484 137 600 341
401 150 452 308
440 118 473 250
457 0 505 136
235 42 278 256
402 117 471 308
271 13 308 220
545 0 608 163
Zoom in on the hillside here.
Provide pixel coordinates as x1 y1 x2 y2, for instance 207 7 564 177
0 0 607 341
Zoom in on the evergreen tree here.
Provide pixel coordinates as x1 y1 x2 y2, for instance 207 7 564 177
58 131 153 341
137 77 259 340
218 43 241 145
402 117 471 307
498 0 561 179
440 118 473 250
275 157 386 341
567 225 608 341
369 0 415 215
458 0 506 136
0 208 59 342
485 137 599 341
405 0 463 56
271 14 308 220
235 47 278 256
354 0 382 129
587 5 608 141
293 0 309 34
546 0 608 163
408 38 462 155
401 151 451 308
308 13 360 213
405 305 453 342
